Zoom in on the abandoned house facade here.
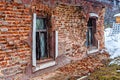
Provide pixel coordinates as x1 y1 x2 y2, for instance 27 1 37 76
0 0 106 79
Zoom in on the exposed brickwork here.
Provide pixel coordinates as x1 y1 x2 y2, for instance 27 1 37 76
0 0 106 79
52 4 87 57
52 2 105 57
96 8 106 49
31 52 110 80
0 1 31 78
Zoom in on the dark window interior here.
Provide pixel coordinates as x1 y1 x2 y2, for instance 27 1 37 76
87 18 97 47
36 18 48 60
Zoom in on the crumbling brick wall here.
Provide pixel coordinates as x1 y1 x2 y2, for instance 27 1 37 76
0 1 31 78
52 4 88 57
0 0 106 79
96 8 106 49
52 2 105 57
0 1 53 79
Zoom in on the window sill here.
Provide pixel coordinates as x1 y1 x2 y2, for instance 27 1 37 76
36 58 54 64
33 60 56 72
87 49 99 54
87 46 99 54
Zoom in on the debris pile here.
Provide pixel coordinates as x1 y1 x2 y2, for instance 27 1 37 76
31 52 110 80
58 52 110 76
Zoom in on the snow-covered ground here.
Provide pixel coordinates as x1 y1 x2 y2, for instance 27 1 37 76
104 28 120 59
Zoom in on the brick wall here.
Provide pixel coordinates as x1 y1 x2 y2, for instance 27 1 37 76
96 8 106 49
52 5 88 57
0 1 31 78
0 0 106 79
52 1 105 57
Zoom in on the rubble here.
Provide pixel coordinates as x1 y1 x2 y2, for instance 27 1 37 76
58 52 109 76
31 52 110 80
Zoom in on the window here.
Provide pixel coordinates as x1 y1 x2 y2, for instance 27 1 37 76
36 18 48 60
87 17 97 47
32 13 58 67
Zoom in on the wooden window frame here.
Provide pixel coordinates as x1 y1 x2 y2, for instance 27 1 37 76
32 13 59 67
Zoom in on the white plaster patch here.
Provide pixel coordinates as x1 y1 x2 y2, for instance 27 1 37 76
0 28 8 32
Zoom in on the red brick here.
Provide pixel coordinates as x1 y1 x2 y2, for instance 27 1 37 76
0 1 31 77
0 0 105 79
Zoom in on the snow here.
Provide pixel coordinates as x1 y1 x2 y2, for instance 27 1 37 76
114 13 120 17
104 28 120 59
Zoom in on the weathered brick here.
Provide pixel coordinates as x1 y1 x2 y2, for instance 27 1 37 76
0 28 8 32
0 1 31 78
52 2 105 57
14 0 22 3
1 65 22 76
0 0 105 79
